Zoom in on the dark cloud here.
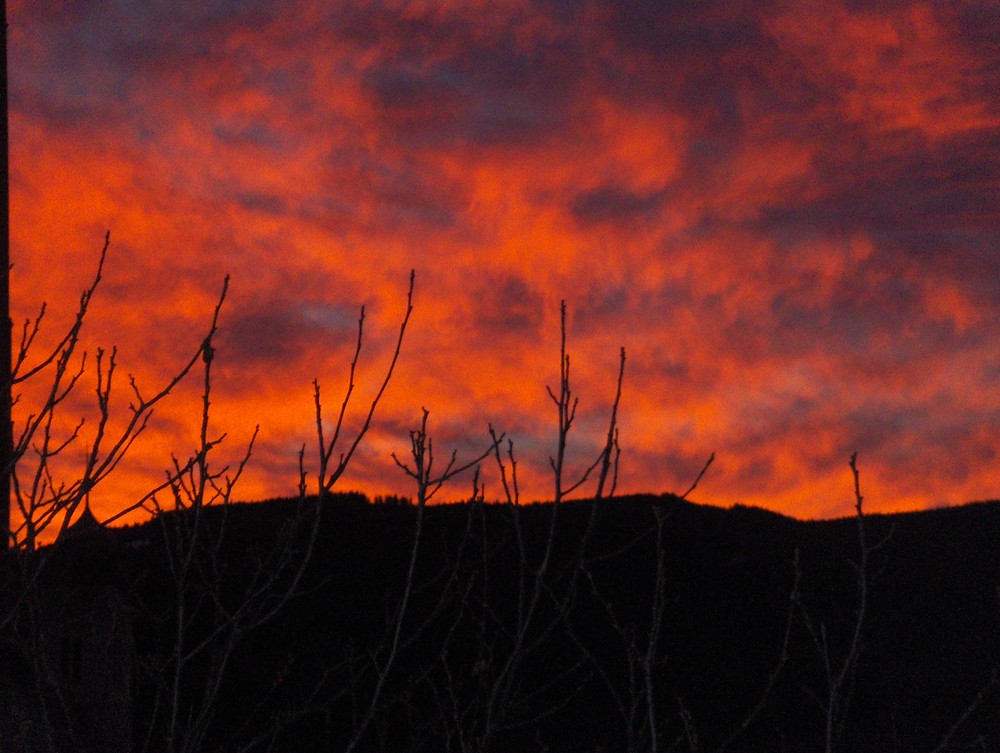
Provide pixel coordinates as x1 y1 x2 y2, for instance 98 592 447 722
803 131 1000 236
570 185 666 225
457 273 546 342
597 0 769 61
234 191 288 215
212 122 287 151
308 148 465 233
221 299 357 367
358 45 576 150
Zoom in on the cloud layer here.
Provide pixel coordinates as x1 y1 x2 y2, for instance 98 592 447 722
9 0 1000 519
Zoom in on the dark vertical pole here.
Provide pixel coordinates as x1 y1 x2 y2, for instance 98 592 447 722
1 0 11 550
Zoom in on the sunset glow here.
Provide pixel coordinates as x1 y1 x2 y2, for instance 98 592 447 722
8 1 1000 521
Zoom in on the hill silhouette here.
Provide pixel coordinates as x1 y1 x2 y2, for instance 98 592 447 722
4 492 999 752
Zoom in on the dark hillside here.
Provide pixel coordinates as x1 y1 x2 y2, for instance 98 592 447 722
4 494 999 752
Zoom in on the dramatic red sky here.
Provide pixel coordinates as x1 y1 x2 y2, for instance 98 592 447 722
7 1 1000 521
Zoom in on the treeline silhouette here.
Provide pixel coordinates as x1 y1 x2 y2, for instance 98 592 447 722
5 491 996 752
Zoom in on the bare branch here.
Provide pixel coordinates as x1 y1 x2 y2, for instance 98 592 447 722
680 452 715 501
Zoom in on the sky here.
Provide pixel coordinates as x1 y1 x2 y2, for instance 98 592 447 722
7 0 1000 522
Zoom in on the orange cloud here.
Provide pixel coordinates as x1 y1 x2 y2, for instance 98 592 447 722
7 0 1000 532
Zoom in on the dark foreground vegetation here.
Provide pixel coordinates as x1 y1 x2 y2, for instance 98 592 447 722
3 491 998 753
